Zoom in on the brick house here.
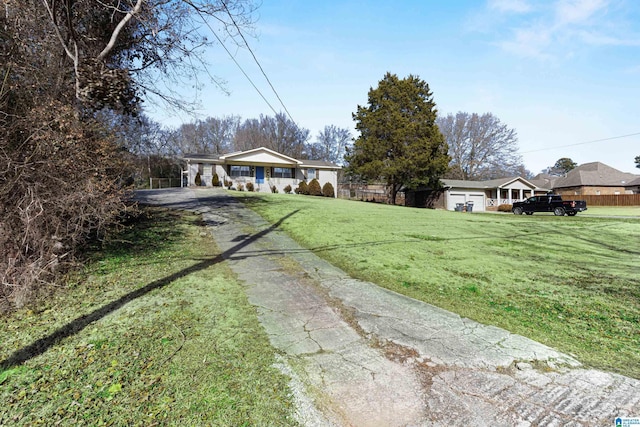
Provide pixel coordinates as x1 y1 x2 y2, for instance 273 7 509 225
545 162 640 196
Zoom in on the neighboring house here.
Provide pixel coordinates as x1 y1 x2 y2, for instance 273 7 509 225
441 177 539 212
183 147 341 196
404 177 539 211
549 162 640 196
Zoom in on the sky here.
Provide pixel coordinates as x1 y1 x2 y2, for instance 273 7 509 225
150 0 640 175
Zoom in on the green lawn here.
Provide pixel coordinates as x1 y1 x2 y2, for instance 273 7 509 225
580 206 640 217
234 192 640 378
0 208 297 426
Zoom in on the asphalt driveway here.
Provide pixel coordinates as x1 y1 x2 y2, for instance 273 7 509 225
136 188 640 426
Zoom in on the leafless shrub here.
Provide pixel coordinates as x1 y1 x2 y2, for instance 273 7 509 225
0 101 132 311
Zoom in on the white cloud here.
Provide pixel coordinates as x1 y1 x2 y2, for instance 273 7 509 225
575 29 640 46
483 0 640 59
489 0 533 13
554 0 608 26
498 25 554 59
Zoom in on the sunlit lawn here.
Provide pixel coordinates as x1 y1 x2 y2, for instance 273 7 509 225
234 192 640 379
0 208 296 426
580 206 640 217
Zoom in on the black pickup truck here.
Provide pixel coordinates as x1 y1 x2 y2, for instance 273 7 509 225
512 195 587 216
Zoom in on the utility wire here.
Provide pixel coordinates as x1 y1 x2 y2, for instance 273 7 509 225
521 132 640 154
220 0 298 126
192 7 281 118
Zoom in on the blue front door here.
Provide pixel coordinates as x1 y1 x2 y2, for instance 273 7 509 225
256 166 264 184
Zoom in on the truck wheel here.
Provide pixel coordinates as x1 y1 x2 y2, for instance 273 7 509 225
554 207 565 216
513 207 523 215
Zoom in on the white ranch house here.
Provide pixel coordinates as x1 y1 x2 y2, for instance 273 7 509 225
183 147 341 196
441 177 541 212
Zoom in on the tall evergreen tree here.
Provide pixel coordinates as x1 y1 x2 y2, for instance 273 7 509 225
346 72 450 204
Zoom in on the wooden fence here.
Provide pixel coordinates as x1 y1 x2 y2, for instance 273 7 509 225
580 194 640 206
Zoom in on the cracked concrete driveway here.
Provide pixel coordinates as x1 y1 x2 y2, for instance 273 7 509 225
136 188 640 426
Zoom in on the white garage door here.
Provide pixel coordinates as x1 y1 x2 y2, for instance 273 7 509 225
449 193 466 210
467 194 485 212
449 192 485 211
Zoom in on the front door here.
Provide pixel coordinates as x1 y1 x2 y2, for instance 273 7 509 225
256 166 264 184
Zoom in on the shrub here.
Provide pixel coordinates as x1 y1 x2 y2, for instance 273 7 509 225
237 183 244 191
295 181 308 195
212 173 220 187
195 172 202 186
308 179 322 196
271 185 279 193
284 184 292 194
0 103 130 310
498 204 513 212
246 182 254 192
322 182 335 197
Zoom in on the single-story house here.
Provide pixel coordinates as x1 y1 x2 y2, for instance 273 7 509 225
183 147 341 196
545 162 640 196
441 177 540 211
404 177 540 211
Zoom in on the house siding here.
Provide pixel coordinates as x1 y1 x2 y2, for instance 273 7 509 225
185 154 339 197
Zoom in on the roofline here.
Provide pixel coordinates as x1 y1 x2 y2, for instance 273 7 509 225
497 176 537 188
219 147 303 165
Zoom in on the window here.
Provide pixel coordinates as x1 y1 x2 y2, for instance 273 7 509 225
273 167 293 178
230 165 251 177
307 168 316 180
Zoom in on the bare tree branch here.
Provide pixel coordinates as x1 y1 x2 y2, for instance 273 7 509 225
97 0 144 61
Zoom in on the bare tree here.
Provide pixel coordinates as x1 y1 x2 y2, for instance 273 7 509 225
173 115 240 155
307 125 352 164
437 112 524 180
16 0 258 113
0 0 258 310
233 113 309 158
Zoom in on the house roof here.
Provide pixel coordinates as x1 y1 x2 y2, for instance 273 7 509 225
219 147 302 165
552 162 639 188
301 159 342 169
182 153 221 162
182 147 341 169
529 173 558 191
442 176 536 190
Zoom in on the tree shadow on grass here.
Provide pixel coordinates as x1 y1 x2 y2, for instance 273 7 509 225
0 209 299 370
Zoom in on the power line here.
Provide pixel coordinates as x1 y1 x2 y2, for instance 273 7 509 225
192 7 281 118
220 0 298 126
521 132 640 154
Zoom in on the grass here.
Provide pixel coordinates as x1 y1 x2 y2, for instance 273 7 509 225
580 206 640 217
233 193 640 379
0 208 297 426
